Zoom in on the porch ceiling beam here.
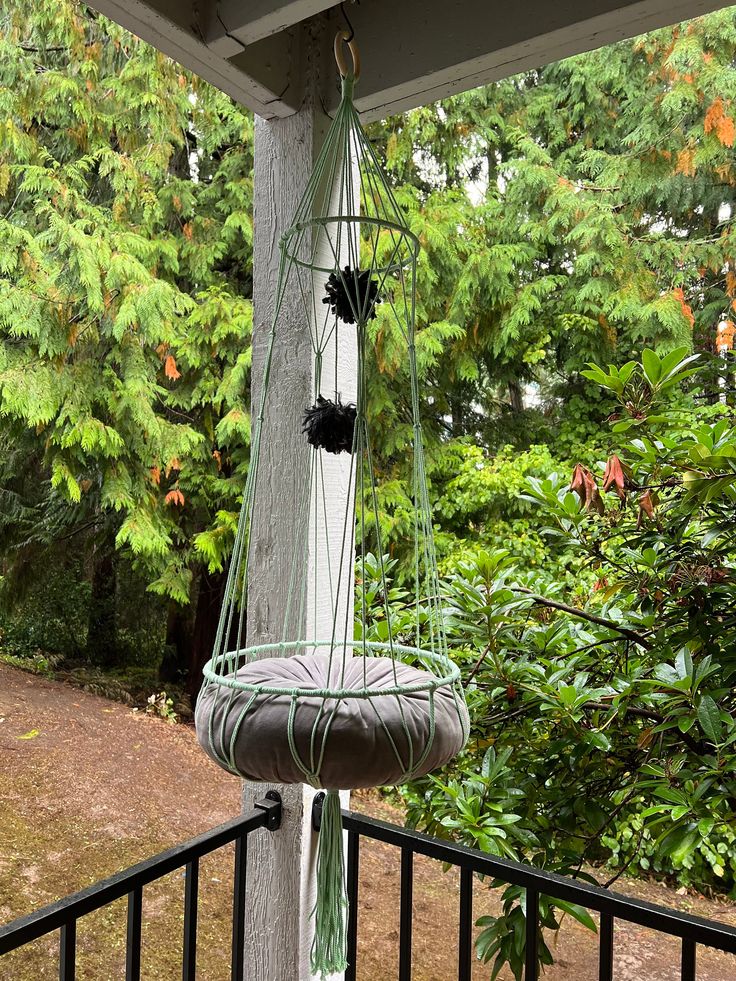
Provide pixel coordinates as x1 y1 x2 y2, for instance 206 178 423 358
91 0 735 121
203 0 336 56
325 0 734 121
90 0 302 117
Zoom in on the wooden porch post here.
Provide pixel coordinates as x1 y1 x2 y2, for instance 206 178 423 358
241 22 356 981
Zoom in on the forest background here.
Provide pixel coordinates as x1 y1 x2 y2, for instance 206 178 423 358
3 3 736 971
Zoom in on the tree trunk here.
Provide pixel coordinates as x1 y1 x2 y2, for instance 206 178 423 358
450 394 464 437
159 600 194 685
508 379 524 413
86 534 117 666
160 569 228 699
185 567 228 699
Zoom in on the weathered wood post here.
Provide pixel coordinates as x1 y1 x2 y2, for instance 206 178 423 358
241 22 356 981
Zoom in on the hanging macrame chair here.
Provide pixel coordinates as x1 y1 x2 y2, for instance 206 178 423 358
196 31 469 979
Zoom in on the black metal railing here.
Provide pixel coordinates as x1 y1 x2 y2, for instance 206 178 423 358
0 793 281 981
3 796 736 980
342 808 736 981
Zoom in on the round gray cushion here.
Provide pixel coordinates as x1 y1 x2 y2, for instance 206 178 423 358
196 653 468 789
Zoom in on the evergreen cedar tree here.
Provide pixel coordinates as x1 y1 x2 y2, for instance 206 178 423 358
0 3 254 687
0 3 735 693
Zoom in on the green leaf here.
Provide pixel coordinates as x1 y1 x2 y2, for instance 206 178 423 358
641 349 662 385
558 685 578 706
17 728 41 739
588 731 612 752
553 900 597 933
698 817 715 837
698 696 722 745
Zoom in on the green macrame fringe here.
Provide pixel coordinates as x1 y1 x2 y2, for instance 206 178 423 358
311 790 348 979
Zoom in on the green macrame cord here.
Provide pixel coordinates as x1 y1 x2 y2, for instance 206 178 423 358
195 48 469 981
311 791 348 978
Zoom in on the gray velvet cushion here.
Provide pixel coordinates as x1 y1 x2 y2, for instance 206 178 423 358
196 653 468 789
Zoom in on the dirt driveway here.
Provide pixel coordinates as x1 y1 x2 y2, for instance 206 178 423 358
2 663 736 979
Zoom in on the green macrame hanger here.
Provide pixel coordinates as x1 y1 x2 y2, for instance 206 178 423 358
196 26 469 979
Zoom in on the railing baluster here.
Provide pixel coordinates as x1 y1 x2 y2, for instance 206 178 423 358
3 801 734 981
231 832 247 981
59 920 76 981
599 912 613 981
126 887 142 981
0 801 279 976
525 888 539 981
458 867 473 981
346 831 360 981
681 937 696 981
398 848 413 981
182 858 199 981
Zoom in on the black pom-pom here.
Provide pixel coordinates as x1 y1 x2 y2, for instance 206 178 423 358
302 395 357 454
322 265 380 324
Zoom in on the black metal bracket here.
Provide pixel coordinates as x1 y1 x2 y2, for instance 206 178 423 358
255 790 282 831
312 791 326 832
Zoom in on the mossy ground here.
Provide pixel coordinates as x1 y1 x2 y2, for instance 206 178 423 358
0 664 237 979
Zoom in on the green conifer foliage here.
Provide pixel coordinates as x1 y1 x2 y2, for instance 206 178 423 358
0 2 253 681
363 11 736 572
2 4 736 681
366 11 736 448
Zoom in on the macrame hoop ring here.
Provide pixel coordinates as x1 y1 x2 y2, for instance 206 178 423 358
280 215 420 276
203 641 461 697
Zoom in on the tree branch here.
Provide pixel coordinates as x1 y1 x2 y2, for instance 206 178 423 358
586 700 706 755
510 586 652 649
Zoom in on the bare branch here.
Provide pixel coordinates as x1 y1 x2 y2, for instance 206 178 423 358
510 586 652 649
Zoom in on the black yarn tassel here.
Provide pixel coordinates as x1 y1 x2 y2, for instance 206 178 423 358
302 395 356 454
322 265 380 324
